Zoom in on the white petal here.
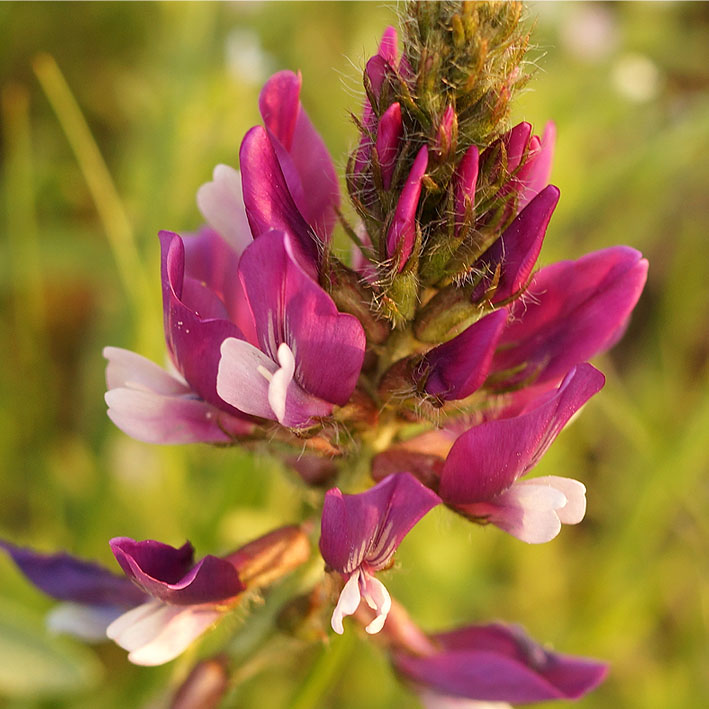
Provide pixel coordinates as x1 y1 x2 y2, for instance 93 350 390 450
360 573 392 635
216 337 277 419
196 164 252 255
106 601 174 651
532 475 587 524
268 343 296 424
330 572 362 635
127 607 221 666
106 601 221 666
484 482 568 544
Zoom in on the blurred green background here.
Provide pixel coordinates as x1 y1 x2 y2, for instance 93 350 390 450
0 2 707 707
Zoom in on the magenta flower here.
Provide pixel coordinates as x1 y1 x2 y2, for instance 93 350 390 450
471 185 560 306
105 156 259 444
490 246 649 390
216 229 366 428
106 538 246 665
3 527 308 666
437 364 605 543
154 227 257 423
415 309 508 402
488 120 556 212
390 615 607 704
319 473 440 634
240 70 340 270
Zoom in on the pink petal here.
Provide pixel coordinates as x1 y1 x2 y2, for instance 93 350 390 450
439 364 604 504
104 347 188 396
419 309 508 401
466 482 567 544
110 537 244 606
472 185 560 304
160 231 247 412
491 246 648 388
105 387 249 444
239 125 319 269
319 473 440 574
394 621 608 703
259 71 340 239
518 121 556 210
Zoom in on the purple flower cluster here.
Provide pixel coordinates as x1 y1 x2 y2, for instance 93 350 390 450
3 11 647 707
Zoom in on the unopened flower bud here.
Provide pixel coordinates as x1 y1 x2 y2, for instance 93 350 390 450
433 104 458 163
224 525 310 590
413 281 482 343
386 146 428 270
323 257 390 343
171 657 229 709
371 449 444 491
285 455 338 488
375 102 403 190
454 145 480 232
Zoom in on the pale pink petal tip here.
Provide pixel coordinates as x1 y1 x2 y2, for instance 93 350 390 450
330 572 362 635
107 601 220 666
484 476 587 544
196 164 252 255
361 573 392 635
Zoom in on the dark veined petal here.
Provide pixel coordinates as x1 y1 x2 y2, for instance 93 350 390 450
319 473 440 574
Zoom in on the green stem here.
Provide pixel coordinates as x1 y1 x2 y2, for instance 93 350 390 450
32 53 153 323
289 631 356 709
